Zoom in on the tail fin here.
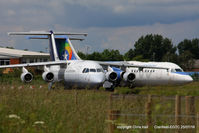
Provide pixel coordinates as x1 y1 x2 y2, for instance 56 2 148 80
55 36 81 60
8 31 85 61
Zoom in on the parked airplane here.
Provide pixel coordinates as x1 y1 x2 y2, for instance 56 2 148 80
0 31 107 89
100 61 193 90
0 31 193 91
125 61 193 87
0 31 141 90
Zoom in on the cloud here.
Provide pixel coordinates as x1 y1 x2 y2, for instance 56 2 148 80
1 0 199 28
0 0 199 53
77 19 199 53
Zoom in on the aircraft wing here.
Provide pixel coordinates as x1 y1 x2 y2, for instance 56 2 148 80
0 60 69 68
97 61 169 70
0 59 168 70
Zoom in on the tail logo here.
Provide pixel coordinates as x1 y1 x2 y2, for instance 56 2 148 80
60 42 76 60
64 43 73 60
56 38 77 60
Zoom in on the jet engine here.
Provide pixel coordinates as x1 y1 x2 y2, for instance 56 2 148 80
123 72 136 82
106 71 118 82
111 67 124 81
42 66 54 82
42 71 54 82
21 67 33 83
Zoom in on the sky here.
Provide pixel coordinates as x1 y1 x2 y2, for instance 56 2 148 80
0 0 199 54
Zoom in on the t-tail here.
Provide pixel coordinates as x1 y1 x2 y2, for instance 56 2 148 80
8 30 87 61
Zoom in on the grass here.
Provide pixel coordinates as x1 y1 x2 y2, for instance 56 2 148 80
114 81 199 96
0 85 111 133
0 79 199 132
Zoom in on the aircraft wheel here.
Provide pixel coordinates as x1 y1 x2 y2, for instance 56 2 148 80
128 84 136 89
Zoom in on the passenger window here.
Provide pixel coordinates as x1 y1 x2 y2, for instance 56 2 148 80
90 69 96 72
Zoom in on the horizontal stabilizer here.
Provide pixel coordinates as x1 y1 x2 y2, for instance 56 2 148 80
8 31 88 36
68 38 85 41
27 36 84 41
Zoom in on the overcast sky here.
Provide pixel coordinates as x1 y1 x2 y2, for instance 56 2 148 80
0 0 199 53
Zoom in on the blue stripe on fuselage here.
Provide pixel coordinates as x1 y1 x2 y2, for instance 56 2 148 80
173 72 192 75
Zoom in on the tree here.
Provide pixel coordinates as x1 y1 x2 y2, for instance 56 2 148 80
124 49 135 61
178 39 199 59
162 52 178 63
87 52 102 61
132 55 149 62
134 34 176 61
77 50 123 61
77 51 87 60
177 51 194 70
6 46 14 49
101 49 123 61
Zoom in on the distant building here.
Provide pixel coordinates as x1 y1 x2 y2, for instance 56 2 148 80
191 60 199 71
0 47 50 66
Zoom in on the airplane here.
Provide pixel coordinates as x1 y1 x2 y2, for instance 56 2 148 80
125 61 193 87
0 30 193 91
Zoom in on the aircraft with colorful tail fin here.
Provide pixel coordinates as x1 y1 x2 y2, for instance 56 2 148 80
0 30 193 91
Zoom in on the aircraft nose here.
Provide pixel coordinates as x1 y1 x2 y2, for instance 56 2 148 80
92 73 106 84
174 74 193 84
185 75 193 83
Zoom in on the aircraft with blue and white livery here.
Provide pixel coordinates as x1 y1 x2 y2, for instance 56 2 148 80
0 31 193 91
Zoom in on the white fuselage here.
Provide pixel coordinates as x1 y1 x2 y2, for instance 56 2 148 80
130 68 192 86
49 60 106 89
127 61 193 86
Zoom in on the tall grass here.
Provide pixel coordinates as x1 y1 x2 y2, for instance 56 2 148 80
0 85 111 133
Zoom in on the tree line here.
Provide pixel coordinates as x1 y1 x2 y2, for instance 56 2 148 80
78 34 199 70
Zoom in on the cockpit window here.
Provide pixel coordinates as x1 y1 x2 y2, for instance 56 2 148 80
82 68 86 73
97 68 103 72
85 68 89 73
83 68 104 73
82 68 89 73
175 69 183 72
170 68 183 72
90 69 96 72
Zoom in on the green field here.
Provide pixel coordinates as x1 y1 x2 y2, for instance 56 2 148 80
0 81 199 133
114 81 199 96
